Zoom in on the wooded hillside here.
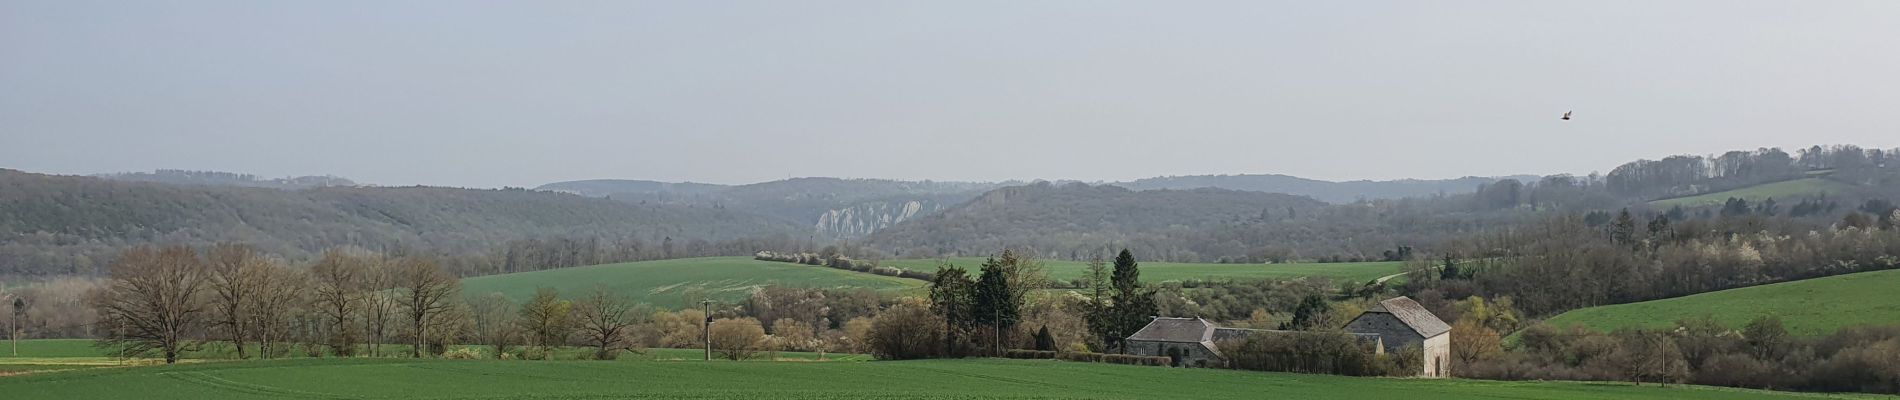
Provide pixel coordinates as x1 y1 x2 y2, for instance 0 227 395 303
0 169 806 277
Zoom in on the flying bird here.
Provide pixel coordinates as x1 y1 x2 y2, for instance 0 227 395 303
1561 111 1572 121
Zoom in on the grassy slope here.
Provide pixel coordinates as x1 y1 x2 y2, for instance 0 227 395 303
460 257 922 308
1649 178 1857 208
1541 269 1900 336
0 357 1867 400
880 257 1403 284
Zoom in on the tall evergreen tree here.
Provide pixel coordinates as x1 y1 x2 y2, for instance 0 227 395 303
928 265 975 357
1610 208 1637 247
1082 256 1112 350
973 256 1020 355
1103 249 1156 353
1281 294 1332 330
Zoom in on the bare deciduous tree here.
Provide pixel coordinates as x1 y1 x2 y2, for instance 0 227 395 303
361 255 399 357
310 249 365 356
205 243 267 359
468 292 519 359
248 259 306 359
572 288 645 360
516 287 572 358
396 256 459 358
91 246 209 364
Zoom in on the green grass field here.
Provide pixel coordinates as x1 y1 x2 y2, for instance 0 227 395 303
1648 178 1858 208
0 356 1870 399
461 257 923 308
1541 269 1900 336
879 257 1404 285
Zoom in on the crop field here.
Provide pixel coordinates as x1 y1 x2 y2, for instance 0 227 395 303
1540 269 1900 336
0 356 1870 400
1648 178 1859 208
461 257 923 308
879 257 1404 285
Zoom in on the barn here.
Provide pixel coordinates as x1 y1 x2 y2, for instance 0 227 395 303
1124 296 1450 377
1342 296 1453 377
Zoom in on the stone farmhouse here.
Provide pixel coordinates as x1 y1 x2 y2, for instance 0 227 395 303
1124 296 1451 377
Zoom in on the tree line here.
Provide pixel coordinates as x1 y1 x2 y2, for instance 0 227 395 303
1408 206 1900 318
65 243 928 363
1456 314 1900 394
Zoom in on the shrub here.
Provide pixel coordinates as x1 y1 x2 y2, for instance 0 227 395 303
442 347 484 360
868 300 944 360
1004 350 1056 359
1102 353 1171 366
1225 331 1384 376
1806 339 1900 394
896 269 934 281
1054 351 1166 366
1695 353 1780 389
1060 351 1104 363
709 317 766 361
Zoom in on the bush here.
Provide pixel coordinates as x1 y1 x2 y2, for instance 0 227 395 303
442 347 484 360
1806 338 1900 394
868 300 944 360
1695 353 1780 389
1102 353 1171 366
896 269 934 281
1225 331 1385 376
1060 351 1104 363
1004 350 1056 359
709 317 766 361
1054 351 1167 366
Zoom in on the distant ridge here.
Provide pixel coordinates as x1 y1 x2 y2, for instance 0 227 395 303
1110 174 1536 203
96 169 356 190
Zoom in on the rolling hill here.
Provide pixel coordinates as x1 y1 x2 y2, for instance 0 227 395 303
460 257 922 308
533 179 729 198
1648 178 1862 209
859 181 1524 263
1539 269 1900 336
1114 174 1529 204
877 257 1404 285
0 169 806 276
537 177 1005 239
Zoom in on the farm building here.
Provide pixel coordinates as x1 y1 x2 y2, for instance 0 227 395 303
1342 297 1453 377
1124 296 1450 377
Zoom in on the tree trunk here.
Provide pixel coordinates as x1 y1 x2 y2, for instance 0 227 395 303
233 323 248 359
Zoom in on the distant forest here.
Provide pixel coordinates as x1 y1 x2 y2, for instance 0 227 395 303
2 144 1896 278
0 169 809 277
870 145 1900 262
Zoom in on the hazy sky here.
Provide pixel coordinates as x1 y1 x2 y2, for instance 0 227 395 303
4 1 1898 188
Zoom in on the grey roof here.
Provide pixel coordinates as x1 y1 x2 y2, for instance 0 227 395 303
1127 317 1214 343
1363 296 1451 338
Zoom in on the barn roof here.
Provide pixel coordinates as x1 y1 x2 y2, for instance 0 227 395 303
1362 296 1451 338
1127 317 1215 343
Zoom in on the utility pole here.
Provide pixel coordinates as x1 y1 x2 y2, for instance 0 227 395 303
701 300 713 361
993 306 1002 357
10 296 22 357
